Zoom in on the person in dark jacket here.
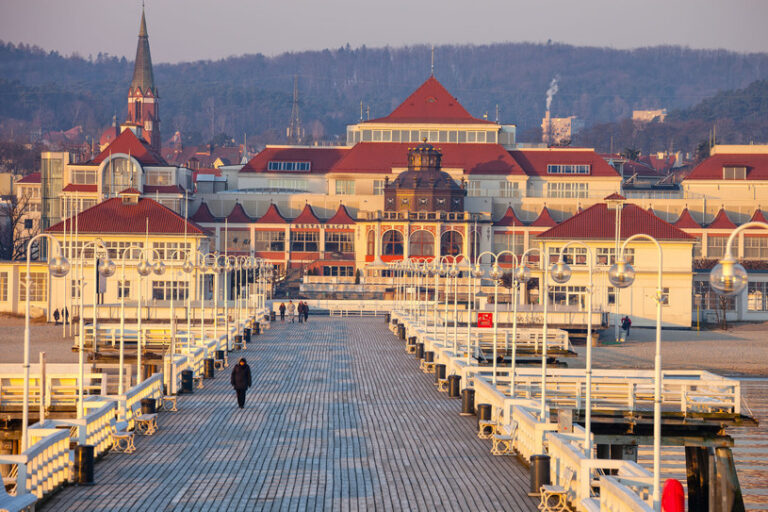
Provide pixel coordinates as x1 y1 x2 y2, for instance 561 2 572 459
279 302 286 322
297 301 304 323
303 302 309 322
230 358 252 409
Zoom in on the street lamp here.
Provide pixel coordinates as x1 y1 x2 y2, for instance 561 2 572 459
550 242 595 457
135 250 165 384
608 234 663 509
118 244 145 395
166 249 195 394
22 234 70 451
708 222 762 296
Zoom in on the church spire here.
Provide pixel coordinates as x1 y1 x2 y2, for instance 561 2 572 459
125 6 160 151
130 7 156 96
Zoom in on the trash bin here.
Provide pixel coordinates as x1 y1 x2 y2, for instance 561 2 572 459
270 311 276 321
215 350 225 362
243 328 251 343
447 374 461 397
461 388 475 416
398 324 406 340
529 454 551 495
234 334 243 349
180 369 194 393
204 358 215 379
74 445 95 485
477 403 492 434
424 351 434 363
415 343 424 360
434 363 446 384
254 323 261 335
140 398 156 415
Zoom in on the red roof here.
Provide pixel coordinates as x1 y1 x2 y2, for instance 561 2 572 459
510 149 621 178
331 142 525 175
144 185 185 195
674 208 701 229
190 202 218 223
604 193 626 200
530 207 558 227
17 172 41 184
99 125 119 146
226 203 253 223
256 203 287 224
292 204 321 224
326 204 356 225
537 203 693 241
708 209 737 229
62 184 97 193
47 197 203 235
367 76 494 125
92 129 166 166
750 209 768 223
685 153 768 181
240 146 346 174
495 206 525 227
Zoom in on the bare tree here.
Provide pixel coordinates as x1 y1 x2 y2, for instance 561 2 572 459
0 192 38 260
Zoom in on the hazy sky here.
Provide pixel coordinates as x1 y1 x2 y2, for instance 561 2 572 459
1 0 766 63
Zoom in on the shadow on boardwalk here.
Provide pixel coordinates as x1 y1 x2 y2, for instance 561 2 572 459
43 317 537 511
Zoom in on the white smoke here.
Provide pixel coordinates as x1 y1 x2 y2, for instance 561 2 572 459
545 76 559 112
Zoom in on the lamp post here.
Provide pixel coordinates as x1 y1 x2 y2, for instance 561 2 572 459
608 234 662 509
511 249 536 398
167 250 194 394
550 242 595 457
432 261 443 336
451 256 468 354
135 249 165 385
22 234 70 451
118 244 145 395
476 251 501 383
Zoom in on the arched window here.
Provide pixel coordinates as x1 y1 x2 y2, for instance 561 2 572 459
469 229 480 263
382 230 404 255
409 230 434 258
440 230 463 258
367 230 375 256
102 156 140 197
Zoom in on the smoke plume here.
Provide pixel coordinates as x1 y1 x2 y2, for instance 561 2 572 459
545 76 559 111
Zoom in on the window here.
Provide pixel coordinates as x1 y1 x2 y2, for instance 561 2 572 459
596 248 635 266
146 170 173 186
498 181 519 198
723 166 746 180
226 230 250 252
607 287 616 305
409 230 434 258
440 231 463 257
659 287 670 306
118 280 131 299
253 231 285 252
373 180 385 196
267 178 308 191
548 246 588 265
151 280 188 301
266 161 311 172
20 272 46 302
70 170 96 185
325 231 354 253
335 179 355 195
694 281 735 310
105 241 145 260
748 282 768 311
549 285 588 308
71 279 81 299
466 181 481 197
493 232 524 256
366 231 375 256
382 230 404 255
743 237 768 259
290 231 319 252
102 156 140 197
547 164 590 175
24 219 33 230
322 266 355 277
546 182 588 198
707 236 728 259
0 272 7 302
152 242 190 260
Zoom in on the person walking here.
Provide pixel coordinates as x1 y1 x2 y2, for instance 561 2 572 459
298 301 304 323
621 315 632 342
63 307 69 324
279 302 286 322
287 300 296 323
303 301 309 323
53 309 60 325
230 357 252 409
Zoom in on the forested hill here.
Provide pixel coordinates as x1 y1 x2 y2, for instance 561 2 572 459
1 40 768 147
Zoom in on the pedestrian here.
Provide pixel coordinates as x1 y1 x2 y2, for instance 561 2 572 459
230 357 252 409
288 300 296 323
53 309 60 325
303 301 309 323
298 301 304 323
621 315 632 341
279 302 286 322
63 307 69 324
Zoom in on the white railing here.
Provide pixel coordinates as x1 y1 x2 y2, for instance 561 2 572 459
117 373 163 429
0 372 107 410
0 427 70 499
599 474 653 512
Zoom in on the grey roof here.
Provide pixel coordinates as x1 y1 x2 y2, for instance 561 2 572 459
130 10 156 95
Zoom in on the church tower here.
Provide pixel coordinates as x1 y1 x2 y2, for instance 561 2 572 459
126 8 160 151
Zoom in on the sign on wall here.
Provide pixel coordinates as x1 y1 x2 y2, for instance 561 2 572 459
477 312 493 328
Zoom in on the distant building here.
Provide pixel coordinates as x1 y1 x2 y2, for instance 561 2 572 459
632 109 667 124
541 113 584 145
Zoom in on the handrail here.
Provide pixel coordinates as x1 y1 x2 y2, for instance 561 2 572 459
0 427 70 499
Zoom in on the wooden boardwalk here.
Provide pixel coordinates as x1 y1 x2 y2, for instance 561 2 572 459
43 318 537 511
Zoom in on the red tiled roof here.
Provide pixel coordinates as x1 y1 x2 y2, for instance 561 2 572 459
62 184 97 193
367 76 495 125
99 125 119 146
240 146 346 174
530 207 557 227
750 209 768 223
331 142 525 175
326 204 356 225
190 202 219 223
604 193 626 200
92 129 166 166
537 203 694 241
17 172 41 184
509 149 621 178
685 153 768 180
495 206 525 227
674 208 701 229
119 188 141 195
292 204 321 224
708 209 737 229
226 203 253 223
256 203 288 224
47 197 203 235
144 185 185 195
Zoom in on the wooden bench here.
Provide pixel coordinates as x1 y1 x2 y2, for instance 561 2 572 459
419 360 435 374
437 377 449 393
490 421 518 456
110 417 136 454
538 467 575 512
478 419 496 440
160 395 178 412
134 408 158 436
0 485 37 512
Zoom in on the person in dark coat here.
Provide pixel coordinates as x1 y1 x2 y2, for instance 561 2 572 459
297 301 304 323
230 358 252 409
53 309 60 325
279 302 286 322
303 302 309 322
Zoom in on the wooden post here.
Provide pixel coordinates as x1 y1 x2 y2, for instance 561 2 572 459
714 446 746 512
39 352 46 422
686 446 709 511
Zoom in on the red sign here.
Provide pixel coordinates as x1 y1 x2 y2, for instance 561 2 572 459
477 312 493 328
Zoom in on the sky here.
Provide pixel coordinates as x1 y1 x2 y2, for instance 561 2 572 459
1 0 766 63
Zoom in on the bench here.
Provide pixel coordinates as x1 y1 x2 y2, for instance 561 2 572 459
160 395 178 412
110 417 136 454
214 353 228 370
134 406 158 436
0 485 37 512
419 360 435 374
437 377 450 393
490 421 518 456
193 374 204 389
478 419 496 440
538 467 575 512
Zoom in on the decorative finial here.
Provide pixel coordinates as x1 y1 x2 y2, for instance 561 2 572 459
430 45 435 76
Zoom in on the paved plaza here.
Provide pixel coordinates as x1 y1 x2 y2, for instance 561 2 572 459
42 318 537 511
